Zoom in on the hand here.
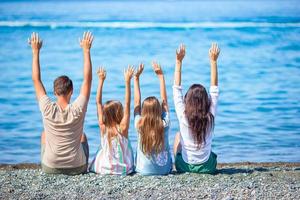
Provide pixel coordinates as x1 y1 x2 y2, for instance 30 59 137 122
28 32 42 52
152 61 163 76
176 44 185 62
97 67 106 81
124 65 135 82
135 63 144 78
79 31 94 51
209 43 220 62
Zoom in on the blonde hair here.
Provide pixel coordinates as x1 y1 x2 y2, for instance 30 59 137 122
137 96 164 156
102 100 123 147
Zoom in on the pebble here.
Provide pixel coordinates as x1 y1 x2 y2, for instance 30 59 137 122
0 165 299 199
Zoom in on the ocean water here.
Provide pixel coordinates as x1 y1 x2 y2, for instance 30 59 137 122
0 0 299 164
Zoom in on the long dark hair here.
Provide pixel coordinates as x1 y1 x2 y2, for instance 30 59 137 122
184 84 214 148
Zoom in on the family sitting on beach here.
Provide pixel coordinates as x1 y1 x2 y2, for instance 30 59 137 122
29 31 220 176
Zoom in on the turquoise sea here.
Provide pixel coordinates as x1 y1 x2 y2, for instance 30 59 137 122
0 0 299 163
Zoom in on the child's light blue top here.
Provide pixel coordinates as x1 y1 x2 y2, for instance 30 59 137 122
134 112 172 175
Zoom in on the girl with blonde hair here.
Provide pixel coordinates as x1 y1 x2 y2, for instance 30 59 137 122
134 62 172 175
89 66 135 175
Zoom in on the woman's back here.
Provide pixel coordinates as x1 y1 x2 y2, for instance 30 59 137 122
173 43 220 174
173 85 219 164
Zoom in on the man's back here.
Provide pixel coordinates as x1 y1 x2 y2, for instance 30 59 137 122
39 95 88 168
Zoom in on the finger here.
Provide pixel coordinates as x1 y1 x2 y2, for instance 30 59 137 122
85 31 89 39
130 65 134 73
88 31 92 40
86 31 90 40
151 61 155 68
89 35 94 44
28 38 31 45
83 32 86 40
32 32 35 42
152 63 158 72
140 63 144 71
34 32 38 43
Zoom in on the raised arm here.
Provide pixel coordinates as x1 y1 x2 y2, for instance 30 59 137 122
96 67 106 128
174 44 185 86
209 43 220 86
152 61 169 112
29 32 46 100
120 66 135 137
134 63 144 116
79 31 94 99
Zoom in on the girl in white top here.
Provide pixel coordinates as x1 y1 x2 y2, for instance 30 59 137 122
89 66 135 175
173 43 220 174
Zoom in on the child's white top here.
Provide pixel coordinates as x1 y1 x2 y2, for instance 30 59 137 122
89 126 134 175
173 85 219 164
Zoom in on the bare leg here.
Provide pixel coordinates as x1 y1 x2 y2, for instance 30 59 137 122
173 132 182 156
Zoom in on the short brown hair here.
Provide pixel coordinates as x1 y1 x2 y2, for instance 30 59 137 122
53 75 73 96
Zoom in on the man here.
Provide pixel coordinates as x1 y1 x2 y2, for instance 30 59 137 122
29 31 93 175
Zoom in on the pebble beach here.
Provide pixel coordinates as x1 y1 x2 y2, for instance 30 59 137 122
1 1 300 199
1 162 299 199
